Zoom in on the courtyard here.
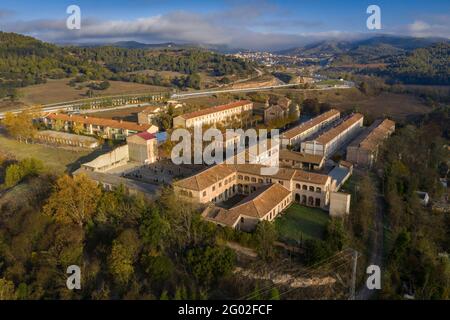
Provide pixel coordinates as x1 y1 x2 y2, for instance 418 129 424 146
275 204 330 244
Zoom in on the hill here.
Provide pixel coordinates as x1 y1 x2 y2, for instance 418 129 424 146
384 42 450 85
0 32 256 99
276 35 447 68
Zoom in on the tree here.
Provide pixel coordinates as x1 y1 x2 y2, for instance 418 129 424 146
3 158 43 189
141 254 174 283
324 218 348 253
2 110 36 143
160 290 169 300
0 278 15 300
269 288 280 300
108 229 140 286
254 221 277 261
185 73 201 89
139 206 170 252
43 174 101 226
72 122 85 135
186 246 235 285
303 239 332 265
3 164 23 189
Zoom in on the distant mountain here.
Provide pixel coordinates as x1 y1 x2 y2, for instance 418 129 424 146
112 41 180 49
277 40 350 56
276 35 448 57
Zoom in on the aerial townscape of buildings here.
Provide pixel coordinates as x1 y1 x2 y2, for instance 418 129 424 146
33 95 395 232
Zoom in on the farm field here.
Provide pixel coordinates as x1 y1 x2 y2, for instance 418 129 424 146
275 204 330 244
0 133 91 174
18 79 171 105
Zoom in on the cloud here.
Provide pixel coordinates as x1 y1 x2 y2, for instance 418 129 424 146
393 15 450 39
1 6 446 51
0 10 348 50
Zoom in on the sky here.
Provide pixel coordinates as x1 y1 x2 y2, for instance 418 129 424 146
0 0 449 50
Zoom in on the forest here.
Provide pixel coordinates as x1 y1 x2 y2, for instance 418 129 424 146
0 31 256 98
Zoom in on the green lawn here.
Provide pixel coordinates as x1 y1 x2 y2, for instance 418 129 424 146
0 134 90 174
275 204 330 244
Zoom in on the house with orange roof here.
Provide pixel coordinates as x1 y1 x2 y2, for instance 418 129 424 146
44 113 158 140
173 100 253 128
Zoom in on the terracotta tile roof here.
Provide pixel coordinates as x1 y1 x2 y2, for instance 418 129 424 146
279 149 324 165
174 164 236 191
234 164 296 181
135 132 156 141
348 119 395 152
46 113 154 132
315 113 363 145
282 109 340 140
179 100 252 120
213 183 291 226
293 169 330 185
339 160 354 169
175 162 331 192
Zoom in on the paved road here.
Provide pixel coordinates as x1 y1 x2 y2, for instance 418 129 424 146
0 83 353 119
356 193 385 300
172 83 352 100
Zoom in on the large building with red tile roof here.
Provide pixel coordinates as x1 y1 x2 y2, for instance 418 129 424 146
202 183 292 231
173 100 253 128
281 109 341 147
301 113 364 157
44 113 158 140
174 162 333 210
346 118 395 168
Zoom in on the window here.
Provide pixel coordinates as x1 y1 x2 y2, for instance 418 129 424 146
203 191 206 197
258 179 263 183
309 186 315 192
251 177 256 182
296 184 301 189
212 186 216 192
238 175 243 180
316 187 322 193
244 176 250 181
219 182 222 187
302 185 307 190
241 217 245 223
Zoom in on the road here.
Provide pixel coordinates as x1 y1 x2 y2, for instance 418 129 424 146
356 193 385 300
0 83 353 119
172 83 352 100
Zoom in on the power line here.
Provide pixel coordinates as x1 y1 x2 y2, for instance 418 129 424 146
240 248 355 300
240 249 352 300
277 258 356 299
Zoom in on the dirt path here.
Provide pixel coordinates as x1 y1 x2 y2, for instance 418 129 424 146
356 193 385 300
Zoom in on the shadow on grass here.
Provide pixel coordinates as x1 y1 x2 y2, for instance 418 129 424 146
65 143 117 173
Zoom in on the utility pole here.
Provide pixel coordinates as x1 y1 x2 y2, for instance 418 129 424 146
350 249 359 300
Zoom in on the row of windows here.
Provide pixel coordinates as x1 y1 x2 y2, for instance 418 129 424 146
295 184 322 193
237 174 325 193
204 175 237 197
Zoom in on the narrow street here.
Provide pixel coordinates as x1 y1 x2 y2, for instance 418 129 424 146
356 193 385 300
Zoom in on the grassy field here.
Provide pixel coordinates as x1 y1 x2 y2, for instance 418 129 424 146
18 79 171 105
0 134 90 174
275 204 330 244
262 88 431 122
88 106 150 122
